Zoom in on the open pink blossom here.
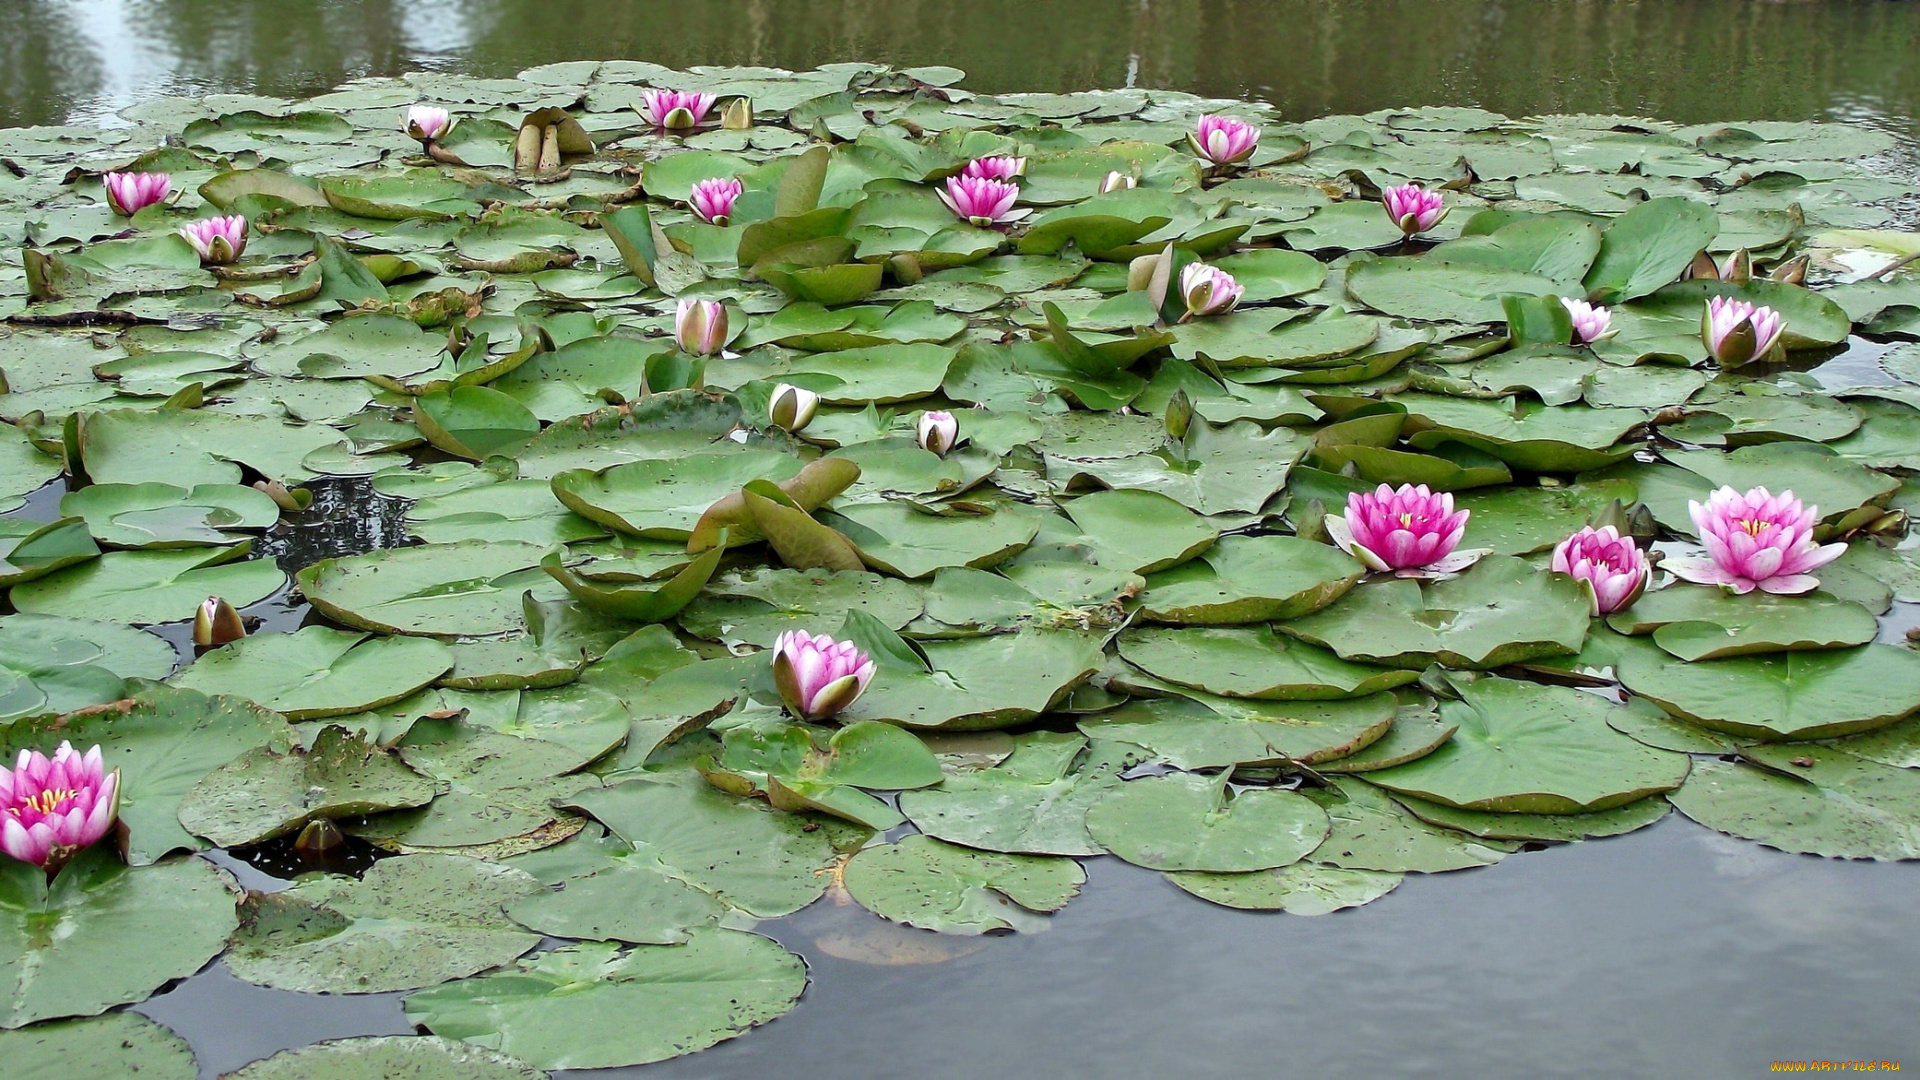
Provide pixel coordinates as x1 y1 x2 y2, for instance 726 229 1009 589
102 171 171 216
640 89 716 129
1383 183 1448 235
1189 115 1259 166
180 215 247 265
1560 298 1616 344
1 742 119 870
1552 526 1649 615
1178 262 1242 319
404 105 451 143
689 177 742 225
1325 483 1485 576
938 175 1029 227
962 156 1026 181
1667 486 1846 595
772 630 875 721
675 298 727 356
1703 296 1785 367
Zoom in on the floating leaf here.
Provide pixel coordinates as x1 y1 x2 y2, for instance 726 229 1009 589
844 834 1085 934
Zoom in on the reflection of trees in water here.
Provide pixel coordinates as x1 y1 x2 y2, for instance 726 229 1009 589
256 475 413 577
131 0 415 100
0 1 105 127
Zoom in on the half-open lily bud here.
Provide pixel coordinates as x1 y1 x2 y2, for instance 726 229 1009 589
639 89 716 130
1703 296 1785 367
675 298 728 356
102 171 172 216
1178 262 1243 320
721 97 753 130
768 383 819 433
917 410 959 456
180 216 248 265
193 596 246 646
689 177 742 225
772 630 875 721
404 105 452 144
1382 183 1448 235
1771 254 1810 285
1098 171 1137 194
1127 242 1175 311
1691 248 1752 283
1189 114 1259 166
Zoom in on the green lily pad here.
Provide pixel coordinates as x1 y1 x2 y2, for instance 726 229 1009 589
1619 643 1920 741
827 499 1043 579
298 540 567 636
222 1036 547 1080
0 1012 198 1079
842 628 1105 731
844 834 1085 934
1168 862 1403 915
899 733 1120 856
1118 625 1419 700
1388 790 1672 842
552 450 802 539
1303 777 1514 873
1079 686 1398 769
59 482 280 548
1362 677 1691 813
1086 771 1330 872
1279 556 1591 670
1139 535 1363 625
0 614 175 722
172 626 452 719
407 479 607 546
676 567 923 647
504 828 727 945
176 724 442 848
0 849 238 1029
1670 745 1920 860
1060 488 1218 574
403 932 805 1070
10 543 285 626
1606 586 1878 661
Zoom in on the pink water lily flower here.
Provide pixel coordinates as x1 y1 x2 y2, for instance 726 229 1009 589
1667 486 1846 595
917 410 959 456
1325 483 1485 576
1383 183 1448 235
1703 296 1785 367
772 631 876 721
1178 262 1243 320
1 742 120 871
675 298 728 356
1552 526 1649 615
180 215 248 265
640 89 716 130
102 171 171 216
938 175 1029 227
1561 297 1616 344
1189 114 1259 166
404 105 451 143
962 156 1026 181
689 177 742 226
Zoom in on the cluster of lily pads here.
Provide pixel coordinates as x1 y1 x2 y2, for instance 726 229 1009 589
4 58 1920 1076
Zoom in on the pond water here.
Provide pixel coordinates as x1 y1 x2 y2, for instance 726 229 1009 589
8 0 1920 134
5 3 1920 1078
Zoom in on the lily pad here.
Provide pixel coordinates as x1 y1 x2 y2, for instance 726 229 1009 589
0 1012 198 1078
222 1036 547 1080
176 724 442 848
298 540 566 636
1167 863 1404 915
1139 535 1363 625
172 626 453 719
10 543 285 626
1619 643 1920 741
1669 746 1920 860
844 834 1085 934
1606 586 1878 661
1086 771 1330 872
1118 625 1419 700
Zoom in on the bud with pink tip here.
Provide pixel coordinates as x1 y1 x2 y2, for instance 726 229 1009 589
1551 526 1649 615
180 216 248 265
404 105 452 144
675 298 728 356
689 177 742 226
771 630 875 721
1383 183 1448 235
1666 486 1846 595
917 410 959 456
1325 483 1485 575
1560 297 1616 344
1702 296 1785 367
102 171 172 216
1179 262 1243 320
0 742 120 872
938 176 1030 227
639 89 717 130
962 156 1026 181
1189 115 1259 166
193 596 246 647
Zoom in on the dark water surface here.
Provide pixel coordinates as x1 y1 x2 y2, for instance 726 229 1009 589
6 1 1920 1076
3 0 1920 134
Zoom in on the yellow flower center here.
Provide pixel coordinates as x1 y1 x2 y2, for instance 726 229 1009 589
9 788 79 816
1736 517 1772 538
1397 512 1427 528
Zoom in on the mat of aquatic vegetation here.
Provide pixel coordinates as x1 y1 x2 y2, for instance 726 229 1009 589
6 59 1920 1076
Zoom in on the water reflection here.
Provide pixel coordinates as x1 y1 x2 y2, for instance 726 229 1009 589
5 0 1919 132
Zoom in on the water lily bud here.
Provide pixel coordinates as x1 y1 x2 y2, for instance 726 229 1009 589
1165 389 1194 441
1771 254 1810 285
768 383 819 433
1127 242 1175 310
1188 114 1259 166
917 410 959 456
1178 262 1243 320
102 171 171 216
180 215 248 265
404 105 452 144
1703 295 1785 367
675 298 728 356
1551 526 1650 615
639 89 716 130
193 595 246 647
722 97 753 130
1098 171 1137 194
293 818 346 860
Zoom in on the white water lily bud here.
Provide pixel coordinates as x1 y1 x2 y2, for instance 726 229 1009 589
917 410 959 457
768 383 819 433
